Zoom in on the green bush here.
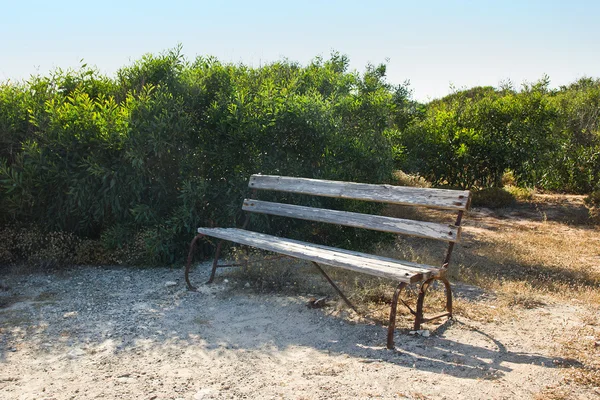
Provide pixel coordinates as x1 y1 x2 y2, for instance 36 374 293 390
542 78 600 193
504 185 534 201
584 191 600 223
395 77 600 194
0 49 401 265
471 188 516 209
2 48 599 266
398 81 556 189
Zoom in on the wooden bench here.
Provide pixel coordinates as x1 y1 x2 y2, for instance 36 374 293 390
185 175 471 349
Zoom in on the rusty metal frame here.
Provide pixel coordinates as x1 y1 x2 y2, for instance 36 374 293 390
186 181 468 350
184 233 205 291
311 262 359 314
185 189 259 290
387 282 408 349
412 276 453 330
409 210 463 330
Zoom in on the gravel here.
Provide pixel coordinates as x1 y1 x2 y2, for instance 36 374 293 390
0 263 590 399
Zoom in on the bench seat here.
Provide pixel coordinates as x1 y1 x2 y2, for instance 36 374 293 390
197 227 441 284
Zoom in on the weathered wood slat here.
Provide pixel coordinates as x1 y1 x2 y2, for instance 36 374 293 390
242 199 461 242
201 227 440 275
248 175 471 211
197 227 440 283
198 227 434 282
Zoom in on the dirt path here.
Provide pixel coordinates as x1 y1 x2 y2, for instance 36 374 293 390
0 264 591 399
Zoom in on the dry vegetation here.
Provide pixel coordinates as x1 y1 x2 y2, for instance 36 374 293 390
225 189 600 396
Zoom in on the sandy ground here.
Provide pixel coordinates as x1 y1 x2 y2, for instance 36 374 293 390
1 262 594 400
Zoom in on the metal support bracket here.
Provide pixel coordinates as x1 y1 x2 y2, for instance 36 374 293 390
413 276 453 331
311 262 359 314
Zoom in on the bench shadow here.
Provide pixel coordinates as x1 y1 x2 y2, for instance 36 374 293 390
191 296 578 381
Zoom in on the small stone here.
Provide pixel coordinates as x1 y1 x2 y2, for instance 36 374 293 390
307 296 328 309
63 311 78 318
123 276 131 282
116 377 136 384
194 388 214 399
165 281 177 287
67 348 85 358
223 279 229 283
244 282 250 288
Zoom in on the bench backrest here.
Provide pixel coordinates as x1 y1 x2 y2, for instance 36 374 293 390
243 175 470 243
248 175 470 210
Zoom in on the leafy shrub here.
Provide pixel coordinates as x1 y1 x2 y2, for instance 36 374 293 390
2 48 599 267
398 80 556 189
0 226 96 267
584 191 600 223
501 171 517 187
504 185 534 201
471 188 516 209
391 170 431 188
0 49 401 266
396 77 600 194
543 78 600 193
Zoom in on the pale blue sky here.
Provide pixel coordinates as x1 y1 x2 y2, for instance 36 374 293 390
1 0 598 101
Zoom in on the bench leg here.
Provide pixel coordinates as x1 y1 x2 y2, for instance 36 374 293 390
206 241 224 284
387 282 407 349
414 279 431 331
184 235 225 289
185 234 205 291
414 277 453 331
442 277 453 318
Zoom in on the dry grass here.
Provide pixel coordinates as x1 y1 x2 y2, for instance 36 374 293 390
391 170 432 188
382 192 600 391
555 307 600 388
455 211 600 305
225 248 329 295
381 192 600 305
533 387 576 400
